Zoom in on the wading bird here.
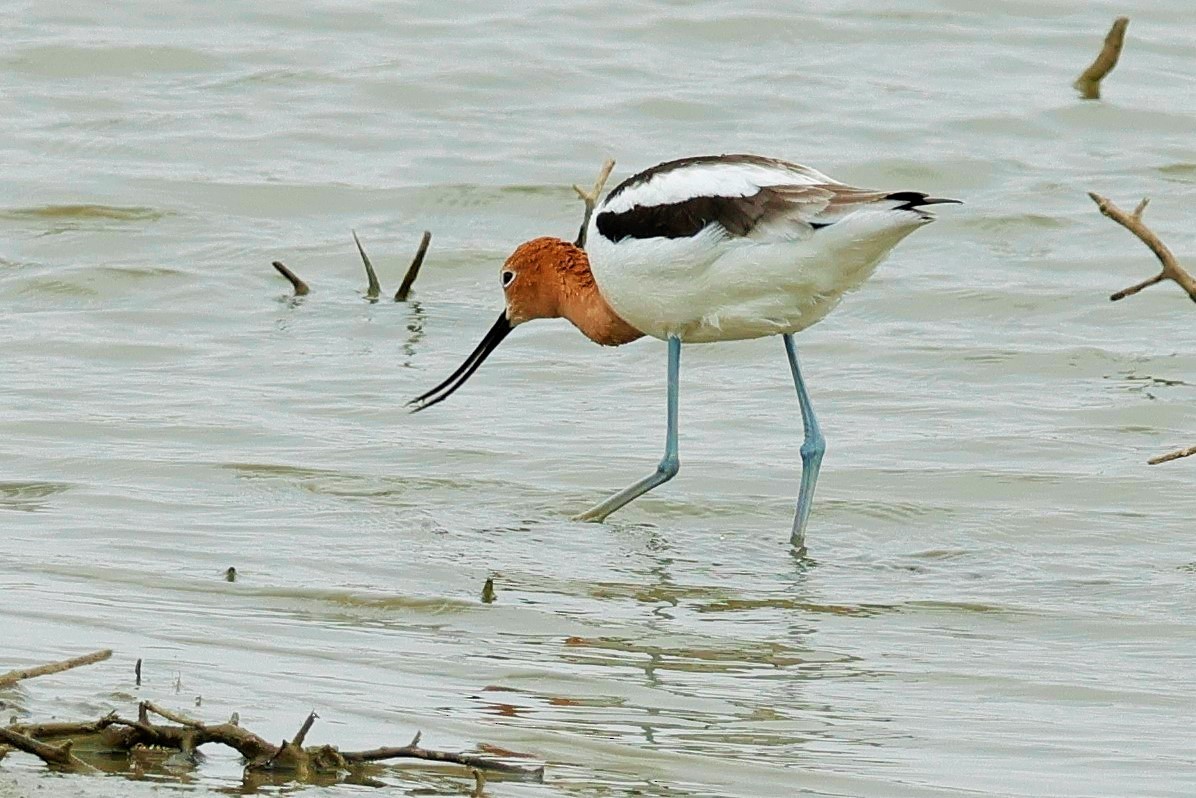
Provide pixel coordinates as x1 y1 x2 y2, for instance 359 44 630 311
410 155 957 548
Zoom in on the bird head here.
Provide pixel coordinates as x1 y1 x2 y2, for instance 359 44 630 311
407 237 579 412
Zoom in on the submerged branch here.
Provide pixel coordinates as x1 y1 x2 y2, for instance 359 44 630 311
0 649 112 688
395 230 432 302
1074 17 1129 99
272 260 311 296
353 231 382 299
0 727 97 773
1088 193 1196 303
572 158 616 249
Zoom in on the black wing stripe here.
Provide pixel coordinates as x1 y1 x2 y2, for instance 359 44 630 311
596 187 815 244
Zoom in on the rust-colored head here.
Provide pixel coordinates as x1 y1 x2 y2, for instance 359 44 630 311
500 236 591 326
408 236 641 412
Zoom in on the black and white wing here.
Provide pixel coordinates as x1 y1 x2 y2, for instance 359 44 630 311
593 154 955 245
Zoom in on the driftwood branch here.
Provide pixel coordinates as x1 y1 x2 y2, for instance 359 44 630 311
3 702 542 786
7 713 120 740
1074 17 1129 99
1089 193 1196 303
353 231 382 299
395 230 432 302
1148 445 1196 465
572 158 615 249
0 649 112 688
272 260 311 296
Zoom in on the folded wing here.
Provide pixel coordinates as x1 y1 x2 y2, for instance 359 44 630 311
593 155 929 245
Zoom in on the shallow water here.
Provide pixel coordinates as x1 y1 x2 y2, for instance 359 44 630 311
2 1 1195 796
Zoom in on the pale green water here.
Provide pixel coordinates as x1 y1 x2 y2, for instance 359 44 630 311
2 1 1195 796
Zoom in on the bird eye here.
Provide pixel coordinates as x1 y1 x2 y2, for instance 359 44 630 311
501 270 515 287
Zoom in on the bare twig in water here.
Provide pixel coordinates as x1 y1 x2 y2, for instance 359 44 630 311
572 158 616 249
395 231 432 302
1149 444 1196 465
0 727 97 773
472 767 486 797
1089 193 1196 303
272 260 311 296
1074 17 1129 99
0 649 112 688
353 230 382 299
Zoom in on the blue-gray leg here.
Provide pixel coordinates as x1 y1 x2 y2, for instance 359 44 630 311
574 336 681 522
783 334 825 551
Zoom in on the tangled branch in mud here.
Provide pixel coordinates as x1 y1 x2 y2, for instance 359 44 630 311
2 651 543 789
1074 17 1129 100
3 701 543 787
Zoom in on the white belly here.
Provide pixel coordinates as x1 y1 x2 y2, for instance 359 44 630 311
587 210 929 343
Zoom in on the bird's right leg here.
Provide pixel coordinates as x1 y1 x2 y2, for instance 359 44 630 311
573 335 681 522
783 333 826 553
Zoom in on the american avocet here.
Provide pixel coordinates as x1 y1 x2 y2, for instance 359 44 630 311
410 154 957 548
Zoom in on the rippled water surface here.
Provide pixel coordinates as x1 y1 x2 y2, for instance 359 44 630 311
3 1 1195 796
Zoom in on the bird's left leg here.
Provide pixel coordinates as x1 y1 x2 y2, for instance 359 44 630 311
783 334 825 551
574 335 681 522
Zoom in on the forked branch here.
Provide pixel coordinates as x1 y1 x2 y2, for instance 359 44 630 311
1090 193 1196 465
1088 193 1196 303
573 158 615 249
